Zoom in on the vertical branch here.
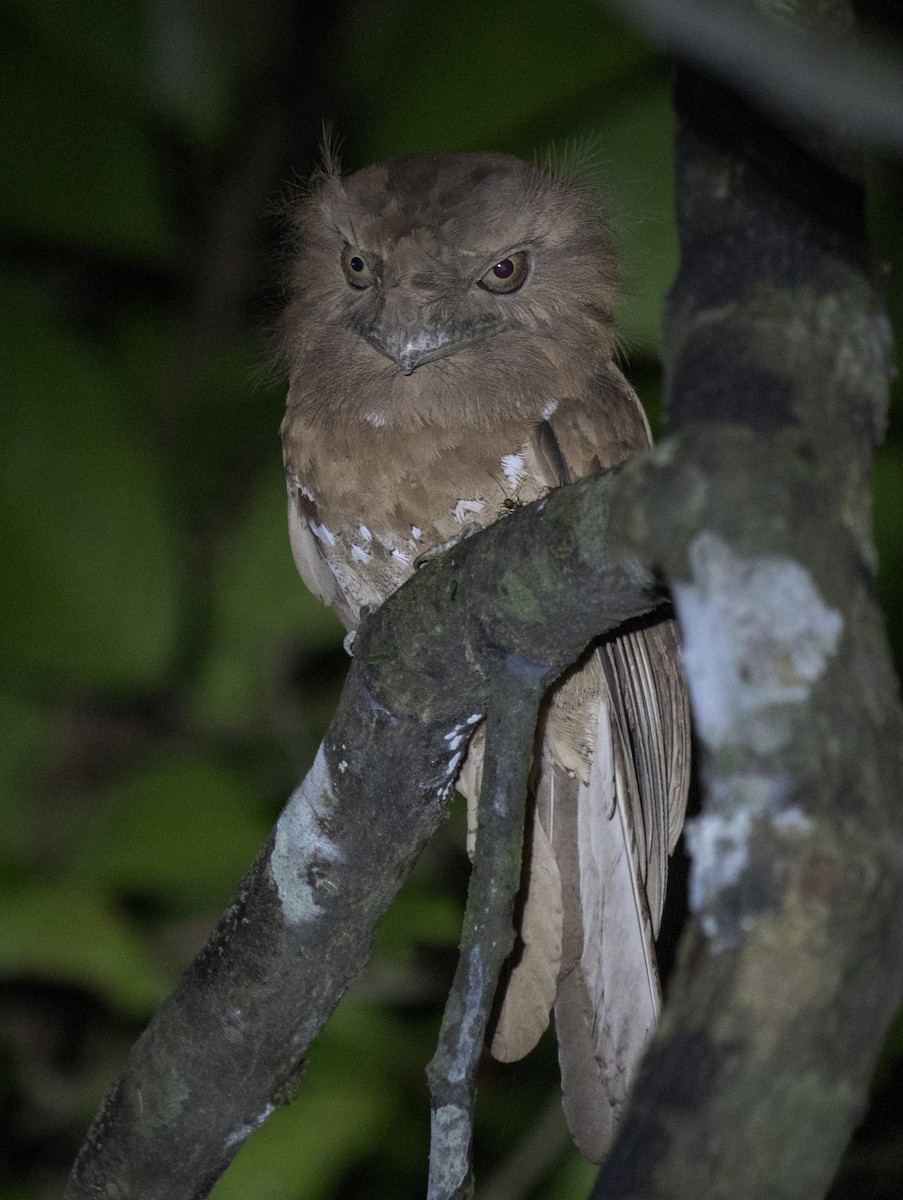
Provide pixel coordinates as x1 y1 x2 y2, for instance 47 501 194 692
426 658 547 1200
592 5 903 1198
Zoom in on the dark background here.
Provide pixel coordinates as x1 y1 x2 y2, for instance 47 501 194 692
2 1 902 1197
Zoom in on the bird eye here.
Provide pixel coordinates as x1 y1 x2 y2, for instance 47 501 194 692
341 245 375 289
478 251 530 294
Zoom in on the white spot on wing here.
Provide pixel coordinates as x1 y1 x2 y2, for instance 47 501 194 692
350 544 372 563
358 524 372 542
501 453 525 487
391 548 412 566
411 526 422 540
365 411 386 427
542 399 559 419
453 499 485 523
310 520 336 547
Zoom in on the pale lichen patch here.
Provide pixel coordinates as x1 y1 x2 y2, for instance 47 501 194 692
427 1104 470 1200
271 747 344 925
687 773 782 945
224 1103 275 1151
687 798 756 925
688 773 817 949
674 532 843 752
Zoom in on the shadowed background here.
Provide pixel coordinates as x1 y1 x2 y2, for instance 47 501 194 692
2 1 901 1197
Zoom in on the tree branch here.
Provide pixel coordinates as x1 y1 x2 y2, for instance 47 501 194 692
591 45 903 1200
63 462 667 1199
425 661 545 1200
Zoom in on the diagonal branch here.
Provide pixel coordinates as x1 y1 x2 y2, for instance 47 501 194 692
62 461 668 1200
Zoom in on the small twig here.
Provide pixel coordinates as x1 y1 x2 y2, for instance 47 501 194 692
425 657 548 1200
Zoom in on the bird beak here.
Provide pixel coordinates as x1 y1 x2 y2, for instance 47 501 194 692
361 326 462 375
362 314 501 375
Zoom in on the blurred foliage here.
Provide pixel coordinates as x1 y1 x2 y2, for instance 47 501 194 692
0 1 901 1198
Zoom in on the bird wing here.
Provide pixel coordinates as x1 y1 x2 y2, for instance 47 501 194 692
488 367 691 1162
545 621 689 1162
285 477 358 630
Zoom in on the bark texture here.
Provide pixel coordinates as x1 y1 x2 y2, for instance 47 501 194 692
592 48 903 1200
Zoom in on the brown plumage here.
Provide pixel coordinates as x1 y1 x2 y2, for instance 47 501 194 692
279 149 690 1161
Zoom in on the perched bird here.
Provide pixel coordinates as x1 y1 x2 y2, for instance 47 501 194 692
279 149 690 1161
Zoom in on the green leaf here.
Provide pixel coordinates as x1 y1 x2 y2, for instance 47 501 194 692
62 750 270 910
372 878 462 963
550 80 678 352
210 1071 393 1200
6 0 147 98
189 468 344 729
0 34 172 260
0 278 182 692
344 0 648 160
0 882 168 1016
0 691 55 864
546 1146 600 1198
211 1003 407 1200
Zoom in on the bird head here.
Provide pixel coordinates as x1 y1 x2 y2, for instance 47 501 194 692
281 150 622 432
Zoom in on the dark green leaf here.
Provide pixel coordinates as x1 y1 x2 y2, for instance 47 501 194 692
0 38 172 259
62 750 270 910
189 469 344 729
0 279 183 692
0 882 169 1016
344 0 647 160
